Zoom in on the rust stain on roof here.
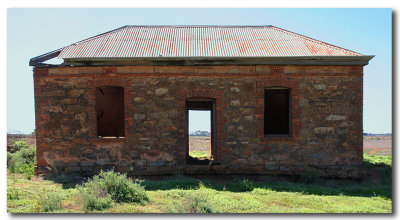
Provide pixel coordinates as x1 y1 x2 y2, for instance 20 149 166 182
57 25 363 59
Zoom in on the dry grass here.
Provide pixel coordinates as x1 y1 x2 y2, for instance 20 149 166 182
7 135 393 213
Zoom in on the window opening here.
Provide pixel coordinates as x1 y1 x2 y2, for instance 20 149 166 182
96 86 125 138
264 88 290 136
186 98 215 165
189 110 211 160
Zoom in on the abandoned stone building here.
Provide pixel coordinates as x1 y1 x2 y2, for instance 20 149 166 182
30 25 373 178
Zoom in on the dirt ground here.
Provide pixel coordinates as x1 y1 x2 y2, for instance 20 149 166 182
189 136 211 152
363 136 392 156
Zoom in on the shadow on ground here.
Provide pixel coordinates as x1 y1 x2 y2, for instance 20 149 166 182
46 161 392 200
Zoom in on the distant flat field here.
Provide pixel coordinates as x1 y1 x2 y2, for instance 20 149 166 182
363 136 392 156
189 136 211 159
189 136 210 151
189 135 392 156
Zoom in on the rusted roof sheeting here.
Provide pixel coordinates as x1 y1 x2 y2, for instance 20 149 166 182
58 26 363 59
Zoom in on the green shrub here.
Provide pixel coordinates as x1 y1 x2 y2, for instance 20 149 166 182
8 145 36 167
84 193 114 211
78 170 149 211
78 185 113 211
12 141 30 152
168 193 218 213
16 163 35 180
88 170 149 204
188 195 218 213
37 192 64 212
16 145 36 164
7 152 13 167
7 145 36 178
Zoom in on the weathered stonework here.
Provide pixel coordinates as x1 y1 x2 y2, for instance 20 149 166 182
34 65 364 178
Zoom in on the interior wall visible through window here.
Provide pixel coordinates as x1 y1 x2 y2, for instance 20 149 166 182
264 87 290 136
96 86 125 137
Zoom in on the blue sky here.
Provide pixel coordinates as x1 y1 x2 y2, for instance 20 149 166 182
6 8 392 134
189 110 211 133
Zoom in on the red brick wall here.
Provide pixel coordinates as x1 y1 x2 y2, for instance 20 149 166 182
33 65 364 178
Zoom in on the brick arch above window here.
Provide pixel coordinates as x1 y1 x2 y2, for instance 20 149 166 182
178 88 223 100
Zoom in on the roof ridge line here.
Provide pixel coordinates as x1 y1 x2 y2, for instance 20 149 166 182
270 26 363 56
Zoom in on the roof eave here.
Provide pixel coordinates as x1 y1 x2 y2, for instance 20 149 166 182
29 48 63 67
62 56 375 67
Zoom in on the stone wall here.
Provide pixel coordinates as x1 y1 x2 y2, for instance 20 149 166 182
33 65 363 178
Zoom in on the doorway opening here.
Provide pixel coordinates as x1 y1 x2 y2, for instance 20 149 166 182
186 98 215 165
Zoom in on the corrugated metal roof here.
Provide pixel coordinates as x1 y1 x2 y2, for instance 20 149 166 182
57 25 363 59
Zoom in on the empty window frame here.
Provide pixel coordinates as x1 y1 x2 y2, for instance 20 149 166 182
186 98 216 165
264 87 291 136
96 86 125 137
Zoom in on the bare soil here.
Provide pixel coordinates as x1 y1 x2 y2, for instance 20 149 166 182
189 136 211 152
363 136 392 156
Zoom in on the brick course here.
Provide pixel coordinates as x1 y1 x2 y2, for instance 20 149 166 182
34 65 364 178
